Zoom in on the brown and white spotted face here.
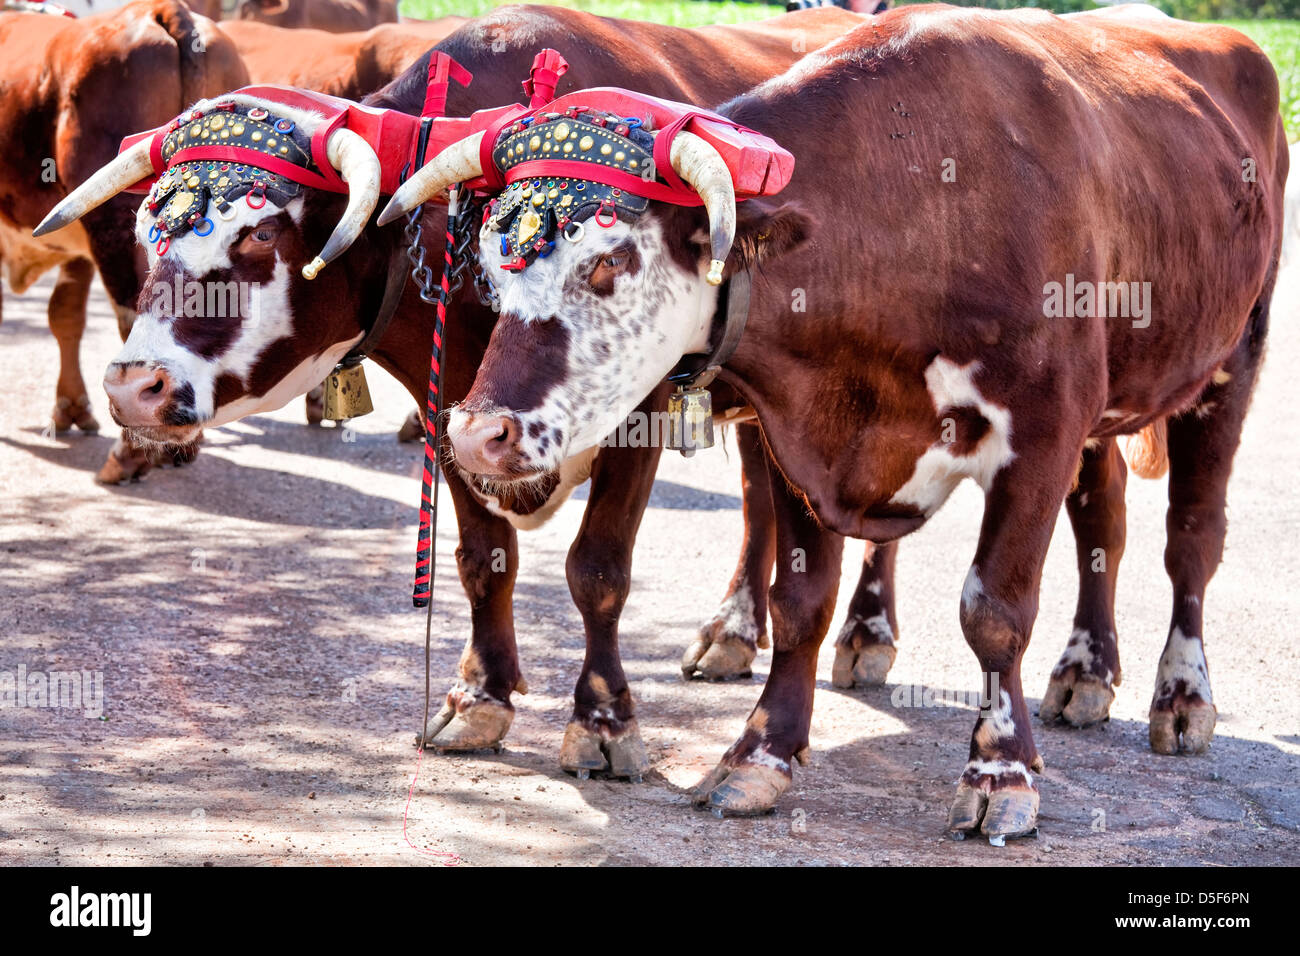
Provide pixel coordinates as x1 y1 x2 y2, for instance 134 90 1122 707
448 213 718 480
35 93 386 449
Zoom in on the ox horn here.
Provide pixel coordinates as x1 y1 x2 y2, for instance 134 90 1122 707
32 137 156 238
375 131 485 227
301 127 382 280
665 131 736 286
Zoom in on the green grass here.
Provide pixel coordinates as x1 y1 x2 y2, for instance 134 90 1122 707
399 2 1300 138
401 0 775 28
1222 20 1300 138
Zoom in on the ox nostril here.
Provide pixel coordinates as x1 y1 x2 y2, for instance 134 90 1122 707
491 419 517 447
139 371 170 406
146 378 165 395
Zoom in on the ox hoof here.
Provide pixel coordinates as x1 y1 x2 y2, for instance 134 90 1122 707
1040 672 1115 727
947 764 1040 842
304 386 325 426
52 395 99 433
397 408 425 443
560 719 649 782
96 442 153 484
831 642 896 689
1149 698 1216 755
692 760 790 817
421 698 514 753
681 623 758 682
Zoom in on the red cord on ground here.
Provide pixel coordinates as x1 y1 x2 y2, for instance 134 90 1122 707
402 747 461 865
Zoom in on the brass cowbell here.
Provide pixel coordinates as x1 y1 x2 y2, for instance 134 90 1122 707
667 384 713 457
322 360 374 421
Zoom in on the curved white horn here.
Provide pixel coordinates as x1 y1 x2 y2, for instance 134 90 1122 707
375 131 484 227
667 131 736 286
33 137 156 238
301 127 383 280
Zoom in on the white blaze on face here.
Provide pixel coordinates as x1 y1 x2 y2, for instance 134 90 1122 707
471 215 717 468
890 356 1015 515
113 195 359 424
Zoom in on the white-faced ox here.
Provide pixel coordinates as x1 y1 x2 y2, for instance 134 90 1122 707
382 5 1287 838
35 6 919 777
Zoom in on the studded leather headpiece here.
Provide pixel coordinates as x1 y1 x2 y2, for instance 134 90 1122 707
145 104 319 241
485 110 657 270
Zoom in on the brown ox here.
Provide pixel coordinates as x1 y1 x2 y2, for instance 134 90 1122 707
35 5 916 774
221 19 467 102
0 0 246 468
377 5 1287 838
234 0 396 34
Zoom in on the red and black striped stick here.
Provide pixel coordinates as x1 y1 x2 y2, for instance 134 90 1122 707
412 186 458 609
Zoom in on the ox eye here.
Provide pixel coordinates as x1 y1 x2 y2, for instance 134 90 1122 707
587 248 634 292
237 221 281 255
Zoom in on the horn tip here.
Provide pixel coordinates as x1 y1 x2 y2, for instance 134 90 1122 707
32 213 64 238
706 259 725 286
376 199 405 228
302 257 326 281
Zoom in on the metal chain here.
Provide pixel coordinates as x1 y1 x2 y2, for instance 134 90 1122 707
402 197 498 311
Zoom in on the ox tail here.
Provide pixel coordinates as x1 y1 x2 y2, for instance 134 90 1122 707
148 0 219 107
1122 419 1169 480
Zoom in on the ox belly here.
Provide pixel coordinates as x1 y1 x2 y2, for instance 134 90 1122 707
0 216 90 295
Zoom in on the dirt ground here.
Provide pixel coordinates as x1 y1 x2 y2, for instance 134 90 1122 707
1 263 1298 867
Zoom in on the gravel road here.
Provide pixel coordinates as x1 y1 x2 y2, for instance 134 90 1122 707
1 264 1298 866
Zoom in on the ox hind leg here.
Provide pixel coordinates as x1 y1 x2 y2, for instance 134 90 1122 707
48 258 99 433
1149 293 1270 755
683 422 775 680
831 540 900 687
693 454 844 815
1040 437 1127 726
421 467 526 752
560 426 663 781
948 434 1086 842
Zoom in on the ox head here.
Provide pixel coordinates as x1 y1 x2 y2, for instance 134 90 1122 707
33 94 387 448
377 108 807 482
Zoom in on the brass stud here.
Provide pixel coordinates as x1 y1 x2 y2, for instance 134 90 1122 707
579 135 594 151
529 135 541 151
600 144 612 156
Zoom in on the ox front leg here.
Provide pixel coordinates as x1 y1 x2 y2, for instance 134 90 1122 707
831 540 900 687
560 438 661 782
948 458 1077 843
47 259 100 433
683 422 774 681
1041 438 1127 726
421 468 526 753
693 457 843 816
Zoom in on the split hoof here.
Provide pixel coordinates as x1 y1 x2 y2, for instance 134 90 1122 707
422 699 513 753
560 719 649 781
1149 698 1216 755
831 642 896 689
681 628 756 682
692 760 789 817
96 442 153 484
1040 672 1115 727
947 766 1039 842
52 395 99 433
397 408 424 443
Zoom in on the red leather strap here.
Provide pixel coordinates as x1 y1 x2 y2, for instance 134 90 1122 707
168 145 347 193
522 49 568 108
421 52 473 119
504 160 703 206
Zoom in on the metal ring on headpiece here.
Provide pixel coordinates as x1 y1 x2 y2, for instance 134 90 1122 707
563 221 585 243
194 216 215 237
155 237 169 256
594 202 617 228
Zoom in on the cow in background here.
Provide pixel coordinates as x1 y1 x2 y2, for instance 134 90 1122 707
0 0 247 476
221 18 465 117
234 0 396 33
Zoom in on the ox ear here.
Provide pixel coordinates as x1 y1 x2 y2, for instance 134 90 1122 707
727 199 813 273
